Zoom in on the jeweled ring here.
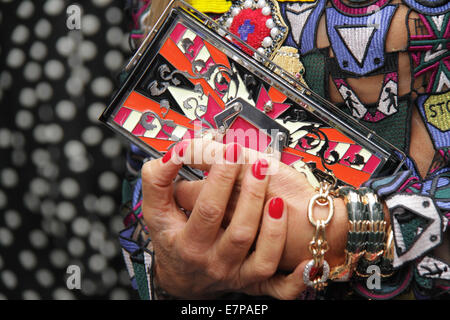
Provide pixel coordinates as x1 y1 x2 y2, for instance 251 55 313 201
303 259 330 287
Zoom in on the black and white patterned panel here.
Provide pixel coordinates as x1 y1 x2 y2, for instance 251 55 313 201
0 0 138 299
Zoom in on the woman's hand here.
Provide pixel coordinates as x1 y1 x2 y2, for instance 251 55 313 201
174 138 349 272
142 141 307 299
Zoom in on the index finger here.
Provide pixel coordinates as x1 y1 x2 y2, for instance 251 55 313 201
181 143 242 248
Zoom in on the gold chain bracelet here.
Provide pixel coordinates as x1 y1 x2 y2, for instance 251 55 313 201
302 181 335 292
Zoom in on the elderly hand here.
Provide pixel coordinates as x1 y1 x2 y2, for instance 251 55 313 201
142 140 308 299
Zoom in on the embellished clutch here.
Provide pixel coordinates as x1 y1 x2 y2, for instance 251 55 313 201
100 0 405 187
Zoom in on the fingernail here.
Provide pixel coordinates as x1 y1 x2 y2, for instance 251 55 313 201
162 148 173 164
176 140 190 158
252 158 269 180
224 143 241 163
269 197 284 219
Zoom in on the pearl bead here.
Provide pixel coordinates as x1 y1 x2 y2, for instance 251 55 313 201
270 27 280 38
257 47 265 54
226 18 233 27
266 18 275 29
231 7 241 16
261 6 271 15
257 0 266 8
262 37 273 47
244 0 253 9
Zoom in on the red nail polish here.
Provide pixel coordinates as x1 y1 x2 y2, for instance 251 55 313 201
176 140 190 158
252 158 269 180
269 197 284 219
224 143 241 163
162 148 173 164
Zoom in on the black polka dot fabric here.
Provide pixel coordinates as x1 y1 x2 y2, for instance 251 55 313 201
0 0 138 299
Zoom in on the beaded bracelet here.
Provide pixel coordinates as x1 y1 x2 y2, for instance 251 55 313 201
329 187 367 281
354 188 387 278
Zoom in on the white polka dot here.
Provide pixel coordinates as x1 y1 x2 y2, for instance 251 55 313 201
0 71 13 90
87 102 105 122
36 269 55 288
57 201 77 221
104 50 124 71
23 62 42 82
56 36 75 57
11 131 25 148
16 109 34 130
64 140 86 158
35 18 52 39
36 82 53 101
102 268 118 287
106 7 123 25
44 60 65 80
17 1 35 19
100 240 117 258
29 41 48 61
106 27 124 46
56 100 77 121
110 288 129 300
101 138 122 158
30 178 50 197
98 172 119 192
110 216 124 234
40 199 57 218
0 190 7 209
0 227 13 247
88 254 107 273
72 66 91 85
65 77 84 96
45 124 64 144
11 150 27 167
92 0 113 7
68 237 86 257
19 250 37 270
1 270 17 290
24 192 41 212
43 0 65 16
69 157 90 173
81 278 96 296
7 48 26 68
60 178 80 199
72 217 91 237
52 288 76 300
0 129 11 148
81 126 103 146
79 41 97 61
1 168 19 188
19 87 37 107
4 210 21 230
32 148 51 166
29 229 49 249
49 250 68 268
11 25 30 44
23 290 40 300
82 14 101 36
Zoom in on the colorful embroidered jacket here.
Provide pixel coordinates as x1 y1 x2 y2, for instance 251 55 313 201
119 0 450 300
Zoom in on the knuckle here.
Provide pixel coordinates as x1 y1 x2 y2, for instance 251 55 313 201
241 183 265 203
195 201 224 226
212 165 236 185
228 227 254 249
264 226 285 243
206 265 228 283
177 242 204 266
253 263 276 280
